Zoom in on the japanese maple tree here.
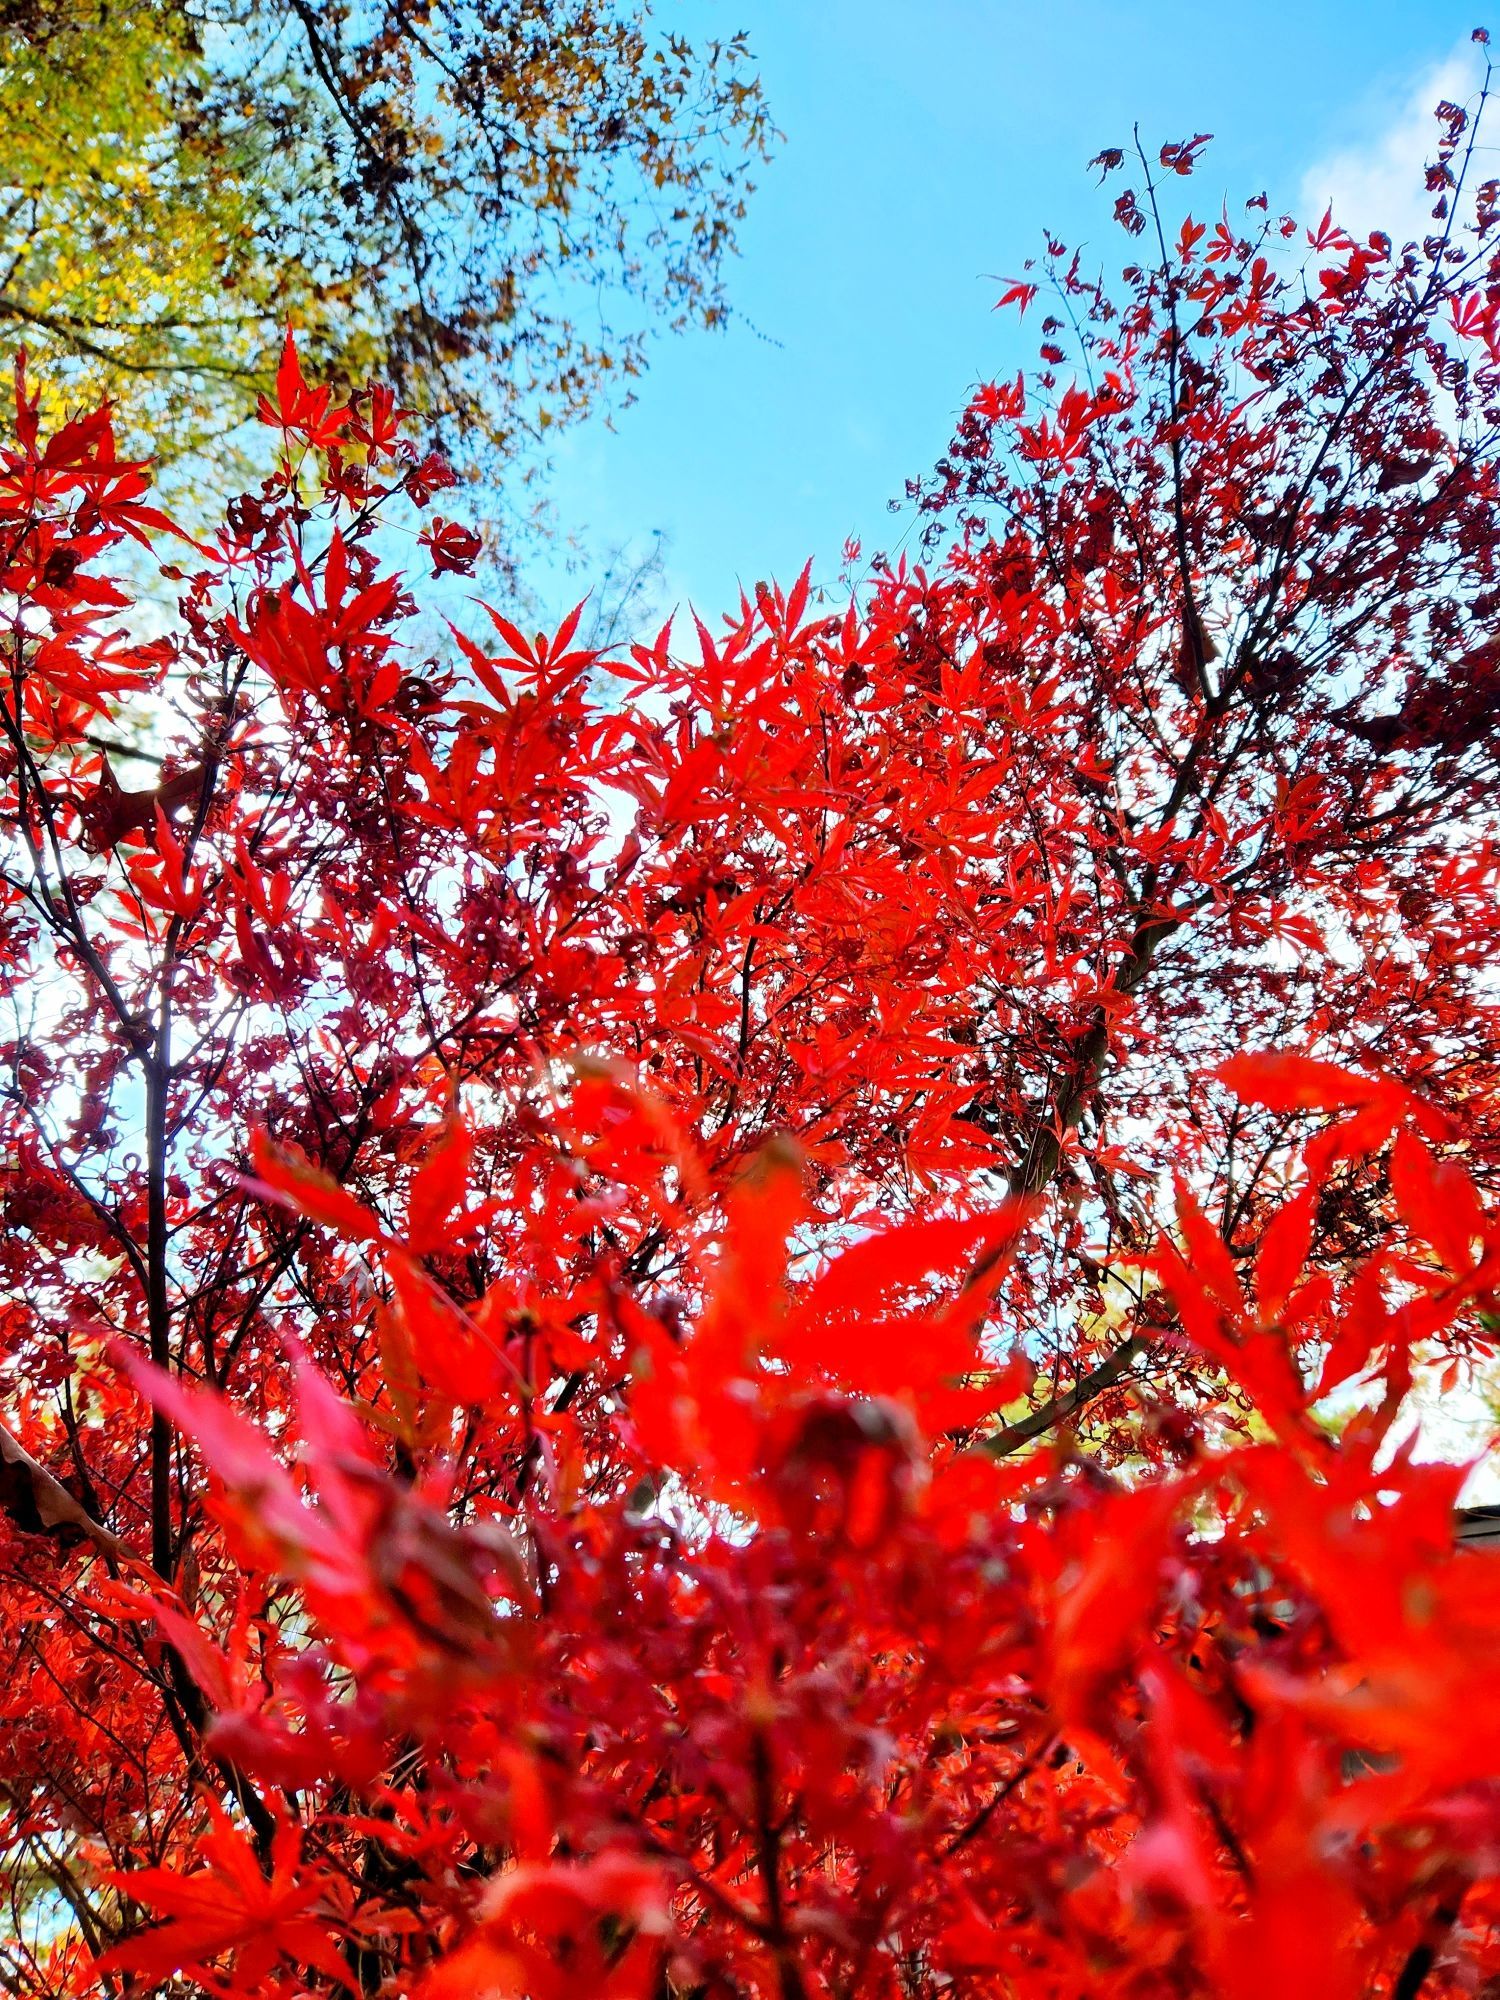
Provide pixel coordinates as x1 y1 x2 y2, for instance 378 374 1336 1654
6 60 1500 2000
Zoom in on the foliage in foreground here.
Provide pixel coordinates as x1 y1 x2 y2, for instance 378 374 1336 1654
6 74 1500 1997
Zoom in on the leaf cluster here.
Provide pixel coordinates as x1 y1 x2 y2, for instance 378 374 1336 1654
5 81 1500 1999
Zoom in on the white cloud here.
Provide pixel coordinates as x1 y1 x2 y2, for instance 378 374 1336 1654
1300 41 1487 245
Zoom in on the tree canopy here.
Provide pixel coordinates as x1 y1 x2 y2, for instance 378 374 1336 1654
5 56 1500 2000
0 0 770 496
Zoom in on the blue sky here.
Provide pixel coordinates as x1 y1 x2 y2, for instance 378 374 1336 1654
532 1 1492 627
